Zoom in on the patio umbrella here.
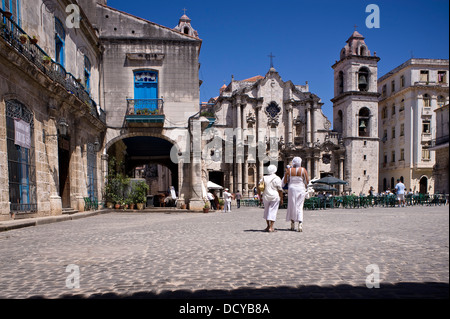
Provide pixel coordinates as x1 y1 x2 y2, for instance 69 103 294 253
311 183 338 192
312 175 348 186
207 181 223 189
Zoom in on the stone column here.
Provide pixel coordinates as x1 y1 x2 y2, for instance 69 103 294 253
339 155 345 194
286 103 293 146
314 155 320 180
311 103 317 144
188 117 210 210
46 117 62 216
306 106 311 146
256 101 264 182
236 102 242 193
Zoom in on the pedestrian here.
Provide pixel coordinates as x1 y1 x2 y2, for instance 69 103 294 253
259 164 283 232
223 188 232 212
213 191 219 211
207 190 216 210
395 179 406 207
235 190 242 208
284 157 309 232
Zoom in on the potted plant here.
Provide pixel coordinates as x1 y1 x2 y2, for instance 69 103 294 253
3 11 12 19
218 199 224 210
42 55 52 65
30 36 38 45
133 181 149 210
203 202 210 213
19 34 28 44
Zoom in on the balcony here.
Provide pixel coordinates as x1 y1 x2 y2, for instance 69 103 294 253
126 99 165 126
0 10 105 124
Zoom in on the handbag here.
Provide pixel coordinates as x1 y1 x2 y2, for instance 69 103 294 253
258 179 265 193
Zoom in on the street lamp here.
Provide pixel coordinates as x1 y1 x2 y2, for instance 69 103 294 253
43 118 69 140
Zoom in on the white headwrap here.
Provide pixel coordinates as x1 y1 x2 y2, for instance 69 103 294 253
267 164 277 175
292 157 302 167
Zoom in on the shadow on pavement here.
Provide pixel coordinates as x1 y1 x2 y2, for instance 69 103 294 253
29 282 448 299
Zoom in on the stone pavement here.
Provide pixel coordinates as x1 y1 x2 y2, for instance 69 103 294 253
0 205 448 299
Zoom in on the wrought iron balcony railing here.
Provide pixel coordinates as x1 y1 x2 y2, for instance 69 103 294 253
126 99 164 116
126 99 165 124
0 9 105 124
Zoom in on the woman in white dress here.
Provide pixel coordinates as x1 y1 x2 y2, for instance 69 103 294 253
259 164 283 232
285 157 309 232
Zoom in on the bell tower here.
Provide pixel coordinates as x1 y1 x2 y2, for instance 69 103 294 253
331 30 380 194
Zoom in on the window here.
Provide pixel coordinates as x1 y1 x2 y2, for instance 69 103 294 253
422 120 430 134
392 126 396 139
1 0 21 25
358 67 370 92
391 80 395 93
392 104 396 115
363 155 367 161
382 84 387 97
338 71 344 94
391 151 396 162
438 71 447 84
437 95 446 107
87 143 97 200
84 56 91 93
422 148 430 160
399 99 405 112
400 123 405 137
5 100 37 213
358 107 370 137
420 70 429 82
384 154 387 164
381 106 387 119
423 94 431 107
400 75 405 88
55 18 66 67
400 149 405 161
383 129 387 142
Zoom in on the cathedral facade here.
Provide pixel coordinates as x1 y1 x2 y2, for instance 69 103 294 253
207 67 345 197
207 30 381 197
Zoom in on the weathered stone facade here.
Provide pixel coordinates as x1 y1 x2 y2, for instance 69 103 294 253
331 31 380 195
431 104 449 194
0 0 106 220
209 67 344 197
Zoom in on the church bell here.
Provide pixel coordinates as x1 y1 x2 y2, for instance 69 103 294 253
358 75 367 85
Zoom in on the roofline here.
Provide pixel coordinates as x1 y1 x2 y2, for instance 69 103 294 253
98 4 203 42
378 58 449 83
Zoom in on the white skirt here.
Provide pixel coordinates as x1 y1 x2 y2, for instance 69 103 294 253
263 199 280 221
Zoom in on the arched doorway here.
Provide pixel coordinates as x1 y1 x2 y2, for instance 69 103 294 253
419 176 428 194
106 135 180 205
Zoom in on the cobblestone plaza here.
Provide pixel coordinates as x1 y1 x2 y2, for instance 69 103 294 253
0 205 448 300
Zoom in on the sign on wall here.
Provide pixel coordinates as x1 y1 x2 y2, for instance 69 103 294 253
14 119 31 149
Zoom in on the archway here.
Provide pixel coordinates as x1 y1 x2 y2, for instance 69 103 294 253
419 176 428 194
106 135 180 205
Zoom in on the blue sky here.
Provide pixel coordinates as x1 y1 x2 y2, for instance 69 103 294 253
107 0 449 123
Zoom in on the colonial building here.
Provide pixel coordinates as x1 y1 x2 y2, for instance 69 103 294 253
208 66 345 197
86 2 208 210
377 59 449 194
430 104 449 194
0 0 106 220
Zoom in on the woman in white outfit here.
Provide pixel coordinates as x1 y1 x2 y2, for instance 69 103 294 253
259 164 283 232
284 157 309 232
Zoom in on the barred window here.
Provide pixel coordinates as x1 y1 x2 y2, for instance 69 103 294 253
6 100 37 213
86 143 97 200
